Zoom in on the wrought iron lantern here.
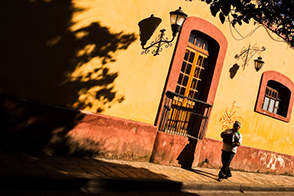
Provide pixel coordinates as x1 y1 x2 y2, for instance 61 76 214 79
169 7 188 37
139 7 188 56
254 57 264 71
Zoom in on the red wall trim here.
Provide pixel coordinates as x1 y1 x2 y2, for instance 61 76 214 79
255 70 294 122
3 95 294 175
197 137 294 175
68 112 158 161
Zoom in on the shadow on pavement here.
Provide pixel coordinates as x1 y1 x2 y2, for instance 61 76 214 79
190 169 218 181
0 151 200 195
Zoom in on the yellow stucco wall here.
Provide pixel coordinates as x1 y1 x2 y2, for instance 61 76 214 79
69 0 229 123
2 1 294 155
205 22 294 155
70 0 294 155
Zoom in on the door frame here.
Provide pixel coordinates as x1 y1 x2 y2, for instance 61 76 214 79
155 17 228 134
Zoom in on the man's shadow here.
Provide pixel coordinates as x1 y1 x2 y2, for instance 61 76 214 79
177 137 198 170
190 169 218 180
177 137 219 181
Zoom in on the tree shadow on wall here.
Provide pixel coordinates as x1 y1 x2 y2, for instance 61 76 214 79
0 0 136 155
0 96 88 156
0 0 136 113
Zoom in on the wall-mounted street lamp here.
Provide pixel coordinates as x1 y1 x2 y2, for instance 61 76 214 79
254 57 265 71
234 45 266 71
138 7 188 56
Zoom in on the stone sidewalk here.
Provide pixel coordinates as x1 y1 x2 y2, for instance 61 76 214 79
0 150 294 193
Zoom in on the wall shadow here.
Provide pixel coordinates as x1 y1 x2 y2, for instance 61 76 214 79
0 95 95 156
229 63 240 79
0 0 136 113
138 14 162 47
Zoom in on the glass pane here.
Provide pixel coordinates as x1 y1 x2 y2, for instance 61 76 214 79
189 90 193 97
170 14 177 25
191 78 196 89
180 87 185 95
195 80 199 90
175 15 186 26
193 93 198 99
195 37 204 48
194 67 200 78
175 86 180 94
274 101 279 114
275 101 279 107
184 50 189 61
183 75 189 86
189 34 195 44
197 80 201 89
178 73 183 84
262 97 269 110
268 99 275 112
197 56 203 66
198 69 202 79
202 58 207 67
188 51 195 63
181 62 187 72
186 63 192 74
204 42 209 51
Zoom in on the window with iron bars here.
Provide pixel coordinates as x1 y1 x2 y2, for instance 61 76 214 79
158 91 212 140
262 86 280 114
261 80 291 118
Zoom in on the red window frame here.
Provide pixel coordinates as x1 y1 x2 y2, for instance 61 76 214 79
255 71 294 122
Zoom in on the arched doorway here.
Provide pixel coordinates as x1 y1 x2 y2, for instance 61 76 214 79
151 17 227 167
156 17 227 139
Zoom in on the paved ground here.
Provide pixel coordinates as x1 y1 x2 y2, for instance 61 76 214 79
0 150 294 195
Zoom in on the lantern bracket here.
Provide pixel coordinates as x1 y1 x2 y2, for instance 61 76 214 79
234 44 266 71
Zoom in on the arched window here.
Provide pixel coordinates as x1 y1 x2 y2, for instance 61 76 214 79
262 80 291 117
255 71 294 122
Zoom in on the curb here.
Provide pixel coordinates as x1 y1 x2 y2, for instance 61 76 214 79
2 175 294 193
182 182 294 192
0 176 183 193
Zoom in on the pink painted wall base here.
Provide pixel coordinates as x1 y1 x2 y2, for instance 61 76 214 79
1 96 293 175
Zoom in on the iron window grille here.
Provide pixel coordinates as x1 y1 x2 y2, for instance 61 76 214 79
159 91 212 140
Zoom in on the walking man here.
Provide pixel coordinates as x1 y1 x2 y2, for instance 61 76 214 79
218 121 242 182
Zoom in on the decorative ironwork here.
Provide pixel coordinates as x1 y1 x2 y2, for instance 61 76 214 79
234 44 266 70
159 91 212 140
141 29 174 56
138 7 187 56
